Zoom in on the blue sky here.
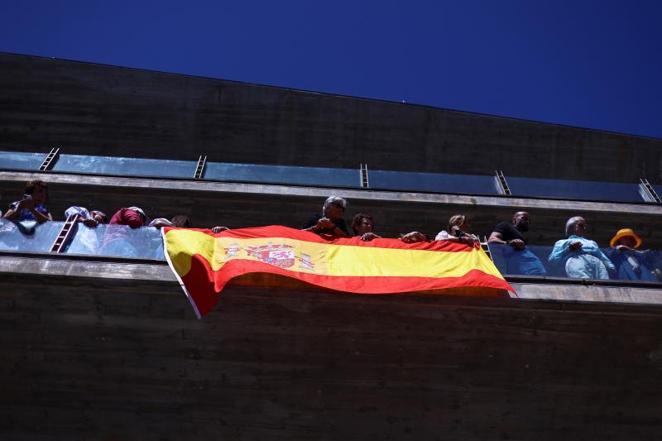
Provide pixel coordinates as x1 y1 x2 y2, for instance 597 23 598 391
1 0 661 138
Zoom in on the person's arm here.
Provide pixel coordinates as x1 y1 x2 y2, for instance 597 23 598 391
2 202 21 221
593 244 616 272
488 230 525 250
304 217 334 233
487 231 506 244
401 231 428 243
30 207 52 223
548 239 572 264
360 232 380 241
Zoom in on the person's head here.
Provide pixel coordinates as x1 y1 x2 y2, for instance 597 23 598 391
512 211 530 232
565 216 587 237
351 213 374 235
609 228 642 249
24 180 48 203
171 214 192 228
448 214 469 232
128 206 148 225
322 196 347 221
91 210 107 224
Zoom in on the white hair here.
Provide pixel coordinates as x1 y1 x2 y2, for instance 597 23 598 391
322 196 347 213
565 216 584 237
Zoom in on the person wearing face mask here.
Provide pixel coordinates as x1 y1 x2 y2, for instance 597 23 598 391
548 216 615 279
488 211 546 276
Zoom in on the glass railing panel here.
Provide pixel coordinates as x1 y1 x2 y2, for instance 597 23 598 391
0 219 63 253
52 154 196 179
487 242 662 283
653 185 662 201
507 177 642 203
205 162 359 188
64 224 165 260
369 170 498 195
0 150 46 171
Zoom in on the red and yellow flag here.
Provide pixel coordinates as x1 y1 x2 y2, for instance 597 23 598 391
163 225 514 318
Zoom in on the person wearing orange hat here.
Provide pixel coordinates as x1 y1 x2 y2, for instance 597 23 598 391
606 228 658 281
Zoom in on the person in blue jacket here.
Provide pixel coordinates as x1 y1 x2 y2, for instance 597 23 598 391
606 228 659 282
548 216 615 279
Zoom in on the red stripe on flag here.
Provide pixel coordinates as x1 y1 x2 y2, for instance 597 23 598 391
181 254 512 317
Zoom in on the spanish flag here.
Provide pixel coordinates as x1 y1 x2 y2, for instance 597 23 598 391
163 225 514 318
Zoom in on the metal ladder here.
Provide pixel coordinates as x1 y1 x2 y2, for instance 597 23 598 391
39 147 60 172
360 163 369 188
494 170 512 196
194 154 207 179
50 214 80 253
639 178 662 203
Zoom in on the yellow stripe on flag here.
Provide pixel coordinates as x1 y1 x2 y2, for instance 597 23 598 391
165 229 501 280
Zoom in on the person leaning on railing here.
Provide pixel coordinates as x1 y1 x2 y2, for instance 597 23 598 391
3 180 52 223
487 211 546 276
303 196 350 238
548 216 615 280
64 206 107 227
351 213 381 241
400 214 477 245
605 228 659 282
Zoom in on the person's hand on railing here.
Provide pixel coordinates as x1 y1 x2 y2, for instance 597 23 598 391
569 241 583 251
360 232 380 241
400 231 428 243
508 238 526 250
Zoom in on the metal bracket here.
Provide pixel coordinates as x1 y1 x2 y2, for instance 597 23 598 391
494 170 512 196
360 163 369 189
481 236 493 261
639 178 661 203
39 147 60 171
194 154 207 179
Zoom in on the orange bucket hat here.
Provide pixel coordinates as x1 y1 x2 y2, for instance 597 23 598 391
609 228 642 248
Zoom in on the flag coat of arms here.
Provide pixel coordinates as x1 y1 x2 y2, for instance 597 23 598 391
163 225 514 318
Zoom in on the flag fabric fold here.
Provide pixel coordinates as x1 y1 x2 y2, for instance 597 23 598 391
163 225 515 318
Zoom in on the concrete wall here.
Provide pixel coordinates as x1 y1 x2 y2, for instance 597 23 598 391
1 267 662 441
1 52 661 183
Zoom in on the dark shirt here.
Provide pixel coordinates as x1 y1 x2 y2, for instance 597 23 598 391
303 214 349 236
493 221 527 244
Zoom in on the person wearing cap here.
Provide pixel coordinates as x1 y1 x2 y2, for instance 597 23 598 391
548 216 615 280
109 206 148 229
303 196 350 238
488 211 546 276
605 228 658 281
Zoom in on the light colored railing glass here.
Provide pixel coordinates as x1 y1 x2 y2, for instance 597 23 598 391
507 177 643 203
64 224 165 260
0 219 62 253
204 162 359 188
369 170 499 195
0 151 46 171
52 154 195 179
488 242 662 283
